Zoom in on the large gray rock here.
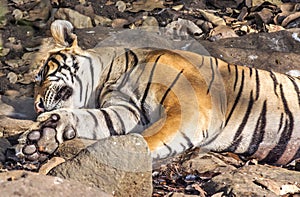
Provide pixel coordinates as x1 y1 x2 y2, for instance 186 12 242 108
201 29 300 74
0 170 111 197
203 164 300 196
50 134 152 197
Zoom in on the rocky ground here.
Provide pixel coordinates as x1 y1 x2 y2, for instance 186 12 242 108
1 0 300 196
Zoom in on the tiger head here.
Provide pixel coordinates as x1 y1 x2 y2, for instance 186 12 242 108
34 20 88 113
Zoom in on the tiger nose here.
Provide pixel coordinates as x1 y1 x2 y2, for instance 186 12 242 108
35 99 45 114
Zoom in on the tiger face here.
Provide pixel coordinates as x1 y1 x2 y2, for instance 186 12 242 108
34 51 79 113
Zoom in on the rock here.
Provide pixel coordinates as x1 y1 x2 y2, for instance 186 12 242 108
181 152 241 174
199 9 226 26
203 164 300 196
7 72 18 84
0 170 111 197
201 30 300 73
54 8 93 29
0 138 11 163
49 134 152 197
94 15 112 26
116 1 126 12
142 16 159 28
209 25 239 41
0 95 35 120
111 18 129 28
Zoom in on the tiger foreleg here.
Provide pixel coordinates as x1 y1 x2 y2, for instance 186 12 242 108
15 107 136 161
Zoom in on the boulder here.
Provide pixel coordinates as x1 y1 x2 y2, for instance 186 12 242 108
0 170 111 197
50 134 152 197
203 164 300 196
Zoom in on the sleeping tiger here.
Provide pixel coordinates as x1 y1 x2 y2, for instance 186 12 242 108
15 20 300 165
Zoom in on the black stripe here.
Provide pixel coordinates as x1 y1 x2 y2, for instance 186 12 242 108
72 54 79 71
105 60 114 83
225 69 245 126
110 108 126 135
84 84 89 106
160 70 183 104
77 54 95 92
102 109 118 136
46 58 61 77
255 68 260 100
287 75 300 106
291 146 300 162
233 65 239 91
140 55 162 120
225 90 254 152
180 131 194 148
277 113 284 133
269 71 278 97
86 110 99 127
57 52 67 61
75 75 83 102
124 48 130 72
249 67 253 77
227 64 231 73
241 100 267 156
202 129 208 139
114 103 140 122
207 58 215 94
163 142 173 156
199 56 205 68
117 49 139 90
261 84 294 163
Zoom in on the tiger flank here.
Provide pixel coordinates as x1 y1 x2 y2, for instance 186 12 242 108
15 20 300 165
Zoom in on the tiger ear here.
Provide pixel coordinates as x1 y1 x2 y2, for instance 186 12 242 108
50 20 78 47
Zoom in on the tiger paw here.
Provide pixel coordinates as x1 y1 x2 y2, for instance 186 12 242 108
15 113 76 162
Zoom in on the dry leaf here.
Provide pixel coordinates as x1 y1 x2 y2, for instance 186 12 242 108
39 157 66 175
199 9 226 26
281 12 300 27
192 183 207 197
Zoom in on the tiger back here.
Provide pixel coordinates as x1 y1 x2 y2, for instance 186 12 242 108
15 20 300 165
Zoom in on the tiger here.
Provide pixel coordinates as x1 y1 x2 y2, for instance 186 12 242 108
15 19 300 165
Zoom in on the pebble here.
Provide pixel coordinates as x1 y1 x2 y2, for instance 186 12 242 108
116 1 126 12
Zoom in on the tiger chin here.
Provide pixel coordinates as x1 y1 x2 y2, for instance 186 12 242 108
15 19 300 165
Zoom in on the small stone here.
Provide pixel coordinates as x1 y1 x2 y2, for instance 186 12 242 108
172 4 183 11
0 48 10 56
4 90 20 97
94 15 112 26
116 1 126 12
12 9 23 21
112 18 129 28
54 8 93 29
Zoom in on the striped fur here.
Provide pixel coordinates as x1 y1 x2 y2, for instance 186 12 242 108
16 20 300 165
